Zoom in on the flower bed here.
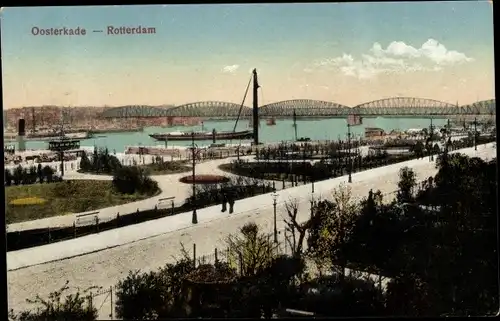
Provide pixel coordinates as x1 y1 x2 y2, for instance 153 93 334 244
179 174 230 184
9 197 47 206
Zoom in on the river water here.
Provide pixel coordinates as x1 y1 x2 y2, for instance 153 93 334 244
5 117 448 152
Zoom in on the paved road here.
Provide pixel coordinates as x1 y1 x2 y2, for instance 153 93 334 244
7 144 496 318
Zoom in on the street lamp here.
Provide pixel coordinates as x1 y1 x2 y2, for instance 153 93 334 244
310 190 315 220
473 117 478 151
429 117 434 162
347 123 352 183
191 132 202 224
271 191 278 243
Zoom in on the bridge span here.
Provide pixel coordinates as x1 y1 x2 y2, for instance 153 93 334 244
99 97 495 119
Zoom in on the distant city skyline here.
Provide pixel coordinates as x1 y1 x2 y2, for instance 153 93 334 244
1 2 495 109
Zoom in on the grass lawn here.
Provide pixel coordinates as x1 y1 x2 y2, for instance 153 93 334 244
6 180 159 224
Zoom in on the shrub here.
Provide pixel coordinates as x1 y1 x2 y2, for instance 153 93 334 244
179 174 230 184
80 147 122 174
112 166 158 195
8 280 98 321
115 258 195 319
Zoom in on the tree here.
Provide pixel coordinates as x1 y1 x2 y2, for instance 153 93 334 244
37 163 44 183
42 165 55 183
385 273 434 316
225 222 278 277
8 280 98 321
412 141 425 159
283 198 315 257
79 151 92 172
21 167 29 185
396 167 416 204
114 252 194 319
307 183 359 282
92 146 99 171
13 165 23 185
5 169 13 186
27 166 38 184
112 166 158 195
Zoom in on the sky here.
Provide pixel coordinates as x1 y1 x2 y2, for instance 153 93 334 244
1 2 495 109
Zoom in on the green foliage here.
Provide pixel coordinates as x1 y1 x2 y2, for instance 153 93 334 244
80 147 122 174
143 157 191 175
114 258 195 319
396 167 417 204
112 166 159 195
225 222 279 277
4 165 57 186
296 274 386 316
79 151 92 172
410 141 425 158
347 154 498 316
307 184 359 281
8 280 98 321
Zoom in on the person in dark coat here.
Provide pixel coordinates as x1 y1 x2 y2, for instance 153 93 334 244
221 192 228 213
228 195 235 214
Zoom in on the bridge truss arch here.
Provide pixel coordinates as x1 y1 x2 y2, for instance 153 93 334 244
100 105 173 118
259 99 352 117
353 97 461 116
459 99 496 115
165 101 252 118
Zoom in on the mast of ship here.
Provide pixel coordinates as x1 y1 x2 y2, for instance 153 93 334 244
252 68 260 145
293 109 298 141
233 69 256 135
31 107 36 134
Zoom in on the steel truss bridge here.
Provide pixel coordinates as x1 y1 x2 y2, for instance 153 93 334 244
100 97 495 119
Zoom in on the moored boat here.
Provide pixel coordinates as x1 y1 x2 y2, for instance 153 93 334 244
149 129 253 141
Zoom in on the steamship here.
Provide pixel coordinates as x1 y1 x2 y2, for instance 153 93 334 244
149 69 260 143
149 130 253 141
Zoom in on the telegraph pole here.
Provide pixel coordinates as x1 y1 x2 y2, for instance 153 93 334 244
191 132 198 224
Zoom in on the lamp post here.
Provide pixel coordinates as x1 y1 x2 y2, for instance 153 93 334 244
310 180 315 218
191 132 201 224
310 195 315 222
347 123 352 183
271 191 278 243
429 117 434 162
473 117 477 151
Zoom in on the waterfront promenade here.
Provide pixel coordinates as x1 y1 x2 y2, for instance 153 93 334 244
7 143 496 317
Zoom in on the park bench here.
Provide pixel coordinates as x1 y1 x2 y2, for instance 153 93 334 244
157 196 175 210
74 211 99 227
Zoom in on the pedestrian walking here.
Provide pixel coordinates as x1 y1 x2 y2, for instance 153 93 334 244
221 192 228 212
228 197 235 214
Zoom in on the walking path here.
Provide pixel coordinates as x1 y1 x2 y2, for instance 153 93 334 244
7 144 496 318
